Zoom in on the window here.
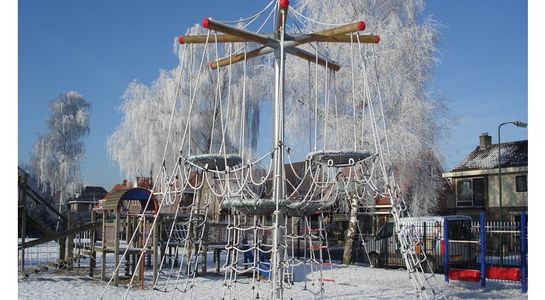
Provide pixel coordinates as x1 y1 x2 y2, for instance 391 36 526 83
516 175 527 192
456 179 473 207
473 178 485 206
456 177 485 207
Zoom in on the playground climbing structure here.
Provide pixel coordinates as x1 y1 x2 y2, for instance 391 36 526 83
99 1 446 299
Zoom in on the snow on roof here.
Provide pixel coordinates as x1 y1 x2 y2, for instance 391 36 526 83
451 140 527 172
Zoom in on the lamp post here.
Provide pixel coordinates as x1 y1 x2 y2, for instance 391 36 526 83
497 120 527 266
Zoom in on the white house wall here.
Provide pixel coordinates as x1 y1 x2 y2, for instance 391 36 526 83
486 172 528 207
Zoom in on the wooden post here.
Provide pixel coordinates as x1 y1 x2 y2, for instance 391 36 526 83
89 210 96 277
215 249 221 273
59 234 66 267
153 215 159 284
20 174 27 272
201 215 209 274
101 210 106 281
125 214 131 277
21 207 26 272
140 218 145 289
174 245 179 268
132 254 137 280
202 244 208 274
146 216 152 269
65 211 74 270
114 209 120 286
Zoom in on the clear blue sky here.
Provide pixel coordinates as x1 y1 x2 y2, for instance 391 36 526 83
18 0 528 190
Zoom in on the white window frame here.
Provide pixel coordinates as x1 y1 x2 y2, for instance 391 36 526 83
456 177 485 208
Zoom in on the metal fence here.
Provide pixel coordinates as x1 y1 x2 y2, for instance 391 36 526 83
19 224 97 273
18 239 59 271
444 212 527 293
322 213 528 293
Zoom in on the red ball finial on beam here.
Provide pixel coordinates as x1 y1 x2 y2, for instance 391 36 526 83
357 21 366 31
177 35 184 44
202 18 210 28
279 0 289 9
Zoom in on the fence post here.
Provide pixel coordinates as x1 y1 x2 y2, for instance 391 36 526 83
521 212 527 293
480 212 486 287
444 219 449 282
423 222 427 254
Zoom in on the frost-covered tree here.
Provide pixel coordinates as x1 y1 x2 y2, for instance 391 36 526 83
108 25 270 180
30 91 91 214
284 0 448 216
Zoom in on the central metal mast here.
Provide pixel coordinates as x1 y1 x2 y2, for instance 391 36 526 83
270 4 287 297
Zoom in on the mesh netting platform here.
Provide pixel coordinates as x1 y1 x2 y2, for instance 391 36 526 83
286 201 334 217
306 150 372 167
185 153 242 171
221 198 288 215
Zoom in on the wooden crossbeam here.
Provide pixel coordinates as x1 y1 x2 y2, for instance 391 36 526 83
202 18 276 47
293 21 366 45
179 33 379 45
179 34 249 44
180 15 373 71
209 44 340 71
209 46 269 69
286 47 341 71
296 34 380 44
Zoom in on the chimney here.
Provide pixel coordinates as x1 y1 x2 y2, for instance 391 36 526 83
479 133 492 150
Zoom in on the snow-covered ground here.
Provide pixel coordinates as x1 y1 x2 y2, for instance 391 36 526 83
18 263 527 299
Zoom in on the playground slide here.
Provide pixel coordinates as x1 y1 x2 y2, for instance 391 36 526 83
25 213 56 237
18 222 99 250
26 186 67 223
19 167 67 224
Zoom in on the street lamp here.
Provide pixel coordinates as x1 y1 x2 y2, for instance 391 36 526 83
497 120 527 266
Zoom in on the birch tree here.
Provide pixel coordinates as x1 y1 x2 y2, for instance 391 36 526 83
30 91 91 219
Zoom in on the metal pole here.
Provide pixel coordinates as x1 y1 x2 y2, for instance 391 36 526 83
90 210 96 277
20 174 27 272
443 220 449 282
520 212 527 293
497 121 527 268
498 123 504 267
480 212 486 287
101 210 106 281
271 7 286 299
114 210 120 286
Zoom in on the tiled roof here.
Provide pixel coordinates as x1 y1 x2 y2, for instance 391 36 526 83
451 140 527 172
83 186 108 195
70 186 108 203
